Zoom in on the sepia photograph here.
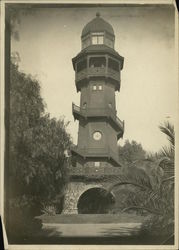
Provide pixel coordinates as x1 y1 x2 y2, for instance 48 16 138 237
0 0 178 249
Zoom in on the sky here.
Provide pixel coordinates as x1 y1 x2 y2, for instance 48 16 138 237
11 4 177 153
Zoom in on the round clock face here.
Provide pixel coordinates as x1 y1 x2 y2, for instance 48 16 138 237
93 131 102 141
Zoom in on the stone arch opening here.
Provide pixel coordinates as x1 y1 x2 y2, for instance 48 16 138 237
77 187 115 214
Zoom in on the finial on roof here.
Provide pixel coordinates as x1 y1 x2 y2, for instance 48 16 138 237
96 12 100 17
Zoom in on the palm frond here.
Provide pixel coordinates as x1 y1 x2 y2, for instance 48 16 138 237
162 176 174 184
159 121 175 147
122 206 162 215
120 188 163 215
106 167 153 194
158 146 174 160
122 185 171 216
157 157 174 178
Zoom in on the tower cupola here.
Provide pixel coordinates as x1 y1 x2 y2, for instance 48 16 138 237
81 13 115 49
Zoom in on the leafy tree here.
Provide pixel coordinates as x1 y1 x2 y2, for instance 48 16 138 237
118 140 146 165
10 62 44 197
8 62 72 242
7 5 38 41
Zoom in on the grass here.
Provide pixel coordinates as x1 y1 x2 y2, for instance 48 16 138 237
37 212 148 224
9 214 173 245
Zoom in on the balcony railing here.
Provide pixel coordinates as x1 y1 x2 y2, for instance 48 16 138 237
72 103 124 133
108 68 120 82
88 67 106 75
73 104 80 112
68 164 122 177
76 69 88 82
116 116 124 130
76 67 120 83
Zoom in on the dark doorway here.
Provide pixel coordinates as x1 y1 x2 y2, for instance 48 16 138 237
77 188 115 214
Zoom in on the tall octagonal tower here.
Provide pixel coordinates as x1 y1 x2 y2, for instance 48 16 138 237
62 13 124 214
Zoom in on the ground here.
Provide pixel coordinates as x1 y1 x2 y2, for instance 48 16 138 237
38 213 147 224
28 213 169 245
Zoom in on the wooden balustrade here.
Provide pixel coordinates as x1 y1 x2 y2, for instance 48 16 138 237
72 103 124 132
68 163 121 176
76 67 120 82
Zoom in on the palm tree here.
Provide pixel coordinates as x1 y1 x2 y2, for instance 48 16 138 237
157 121 174 183
103 121 175 242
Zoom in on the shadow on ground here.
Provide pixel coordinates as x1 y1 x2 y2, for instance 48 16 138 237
8 214 174 245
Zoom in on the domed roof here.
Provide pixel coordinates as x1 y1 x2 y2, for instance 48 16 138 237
82 12 114 38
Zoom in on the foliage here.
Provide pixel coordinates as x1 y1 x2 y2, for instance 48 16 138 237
148 122 174 182
106 122 175 241
142 121 175 240
103 159 163 213
118 140 146 165
8 195 42 243
8 62 72 240
7 5 38 41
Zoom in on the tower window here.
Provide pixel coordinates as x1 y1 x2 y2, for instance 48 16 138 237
83 102 87 109
93 85 97 90
98 85 103 90
92 36 98 44
94 162 100 167
92 32 104 45
98 36 104 44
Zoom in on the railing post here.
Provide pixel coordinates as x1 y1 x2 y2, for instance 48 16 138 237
87 56 90 73
106 55 108 75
